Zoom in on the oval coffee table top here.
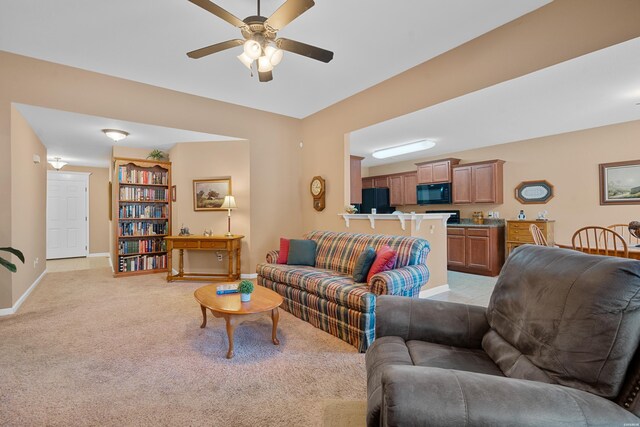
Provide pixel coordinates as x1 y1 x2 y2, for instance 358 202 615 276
194 284 283 315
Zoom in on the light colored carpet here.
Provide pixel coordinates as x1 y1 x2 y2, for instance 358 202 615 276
0 268 366 426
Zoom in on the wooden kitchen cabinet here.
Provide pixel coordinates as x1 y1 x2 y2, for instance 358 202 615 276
350 156 364 204
416 158 460 184
388 175 403 206
452 160 504 204
373 176 389 188
402 172 418 205
447 228 466 268
447 226 505 276
362 177 374 189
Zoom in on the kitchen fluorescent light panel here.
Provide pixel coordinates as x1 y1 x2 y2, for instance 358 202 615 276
372 140 436 159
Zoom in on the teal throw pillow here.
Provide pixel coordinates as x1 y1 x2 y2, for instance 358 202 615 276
287 239 317 266
352 247 376 283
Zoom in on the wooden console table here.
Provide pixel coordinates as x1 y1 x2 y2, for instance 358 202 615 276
165 235 244 282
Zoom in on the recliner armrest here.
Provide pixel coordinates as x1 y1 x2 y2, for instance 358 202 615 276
375 296 489 349
380 366 640 427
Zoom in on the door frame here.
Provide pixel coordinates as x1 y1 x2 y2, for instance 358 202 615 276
47 170 91 258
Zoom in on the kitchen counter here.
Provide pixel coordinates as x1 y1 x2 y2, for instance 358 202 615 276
448 219 505 228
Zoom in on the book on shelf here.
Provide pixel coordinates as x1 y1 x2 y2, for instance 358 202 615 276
118 166 168 185
118 253 167 273
119 187 168 201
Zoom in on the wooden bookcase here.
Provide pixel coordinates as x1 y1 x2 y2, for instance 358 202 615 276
112 157 171 277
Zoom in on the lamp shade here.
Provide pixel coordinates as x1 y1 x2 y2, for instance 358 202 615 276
258 56 273 72
243 40 262 60
237 52 254 70
220 195 237 209
102 129 129 142
264 46 283 66
49 157 67 170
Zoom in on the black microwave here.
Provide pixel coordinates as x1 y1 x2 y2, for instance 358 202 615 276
417 183 452 205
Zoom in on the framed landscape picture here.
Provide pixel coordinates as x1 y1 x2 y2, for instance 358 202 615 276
193 177 232 211
599 160 640 205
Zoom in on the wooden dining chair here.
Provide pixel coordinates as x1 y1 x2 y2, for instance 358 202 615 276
529 224 548 246
607 224 640 248
572 226 629 258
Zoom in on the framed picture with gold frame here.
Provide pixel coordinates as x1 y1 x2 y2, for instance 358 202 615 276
193 177 232 211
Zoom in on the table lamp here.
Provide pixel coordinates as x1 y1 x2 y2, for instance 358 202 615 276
220 195 237 236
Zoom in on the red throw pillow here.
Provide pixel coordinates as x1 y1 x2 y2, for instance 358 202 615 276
367 245 398 282
277 238 290 264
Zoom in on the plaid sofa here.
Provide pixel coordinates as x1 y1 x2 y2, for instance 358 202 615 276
256 231 431 352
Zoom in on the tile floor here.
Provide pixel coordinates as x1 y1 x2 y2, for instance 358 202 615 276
427 271 497 307
46 256 111 273
46 257 495 306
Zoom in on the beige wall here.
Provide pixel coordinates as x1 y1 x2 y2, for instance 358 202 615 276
299 0 640 268
367 120 640 244
10 106 47 305
0 51 303 309
169 140 252 274
46 165 110 254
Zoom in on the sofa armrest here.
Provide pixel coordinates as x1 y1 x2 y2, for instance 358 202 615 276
369 265 429 297
378 366 640 427
375 296 489 349
265 250 279 264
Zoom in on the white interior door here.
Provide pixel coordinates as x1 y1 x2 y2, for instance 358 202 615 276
47 171 89 259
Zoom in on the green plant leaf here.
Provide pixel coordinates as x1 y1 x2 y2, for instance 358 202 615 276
0 247 25 263
0 256 17 273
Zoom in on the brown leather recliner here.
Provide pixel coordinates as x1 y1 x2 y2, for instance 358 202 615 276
366 245 640 426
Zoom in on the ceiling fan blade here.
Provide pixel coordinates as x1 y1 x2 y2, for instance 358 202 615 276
276 38 333 63
265 0 315 32
258 70 273 83
187 39 244 59
188 0 248 29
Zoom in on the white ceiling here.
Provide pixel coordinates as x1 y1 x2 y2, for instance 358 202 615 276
0 0 549 119
15 104 241 168
351 36 640 167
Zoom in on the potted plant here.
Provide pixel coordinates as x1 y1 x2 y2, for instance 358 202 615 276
237 280 254 302
147 149 168 161
1 247 24 273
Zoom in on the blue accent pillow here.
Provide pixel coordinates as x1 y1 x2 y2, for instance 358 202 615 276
287 239 317 266
352 247 376 283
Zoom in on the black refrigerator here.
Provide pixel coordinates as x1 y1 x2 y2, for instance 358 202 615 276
361 188 394 214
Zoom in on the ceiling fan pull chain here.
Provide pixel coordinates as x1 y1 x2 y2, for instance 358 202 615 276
257 0 260 16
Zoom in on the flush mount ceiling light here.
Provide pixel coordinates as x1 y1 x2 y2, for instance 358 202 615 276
372 140 436 159
102 129 129 142
186 0 334 82
48 157 68 170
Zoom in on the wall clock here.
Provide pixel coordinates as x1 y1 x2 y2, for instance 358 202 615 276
310 176 326 211
515 180 554 204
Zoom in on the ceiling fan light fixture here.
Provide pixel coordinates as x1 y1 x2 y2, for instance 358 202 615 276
237 52 254 70
265 45 283 66
258 55 274 72
102 129 129 142
243 39 262 60
49 157 68 171
372 140 436 159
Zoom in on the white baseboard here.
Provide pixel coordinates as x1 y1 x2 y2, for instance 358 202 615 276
88 252 110 258
108 256 113 272
0 269 47 316
419 284 450 299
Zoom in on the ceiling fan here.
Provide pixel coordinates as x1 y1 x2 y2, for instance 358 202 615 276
187 0 334 82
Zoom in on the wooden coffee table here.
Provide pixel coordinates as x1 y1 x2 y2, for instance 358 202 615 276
194 284 284 359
